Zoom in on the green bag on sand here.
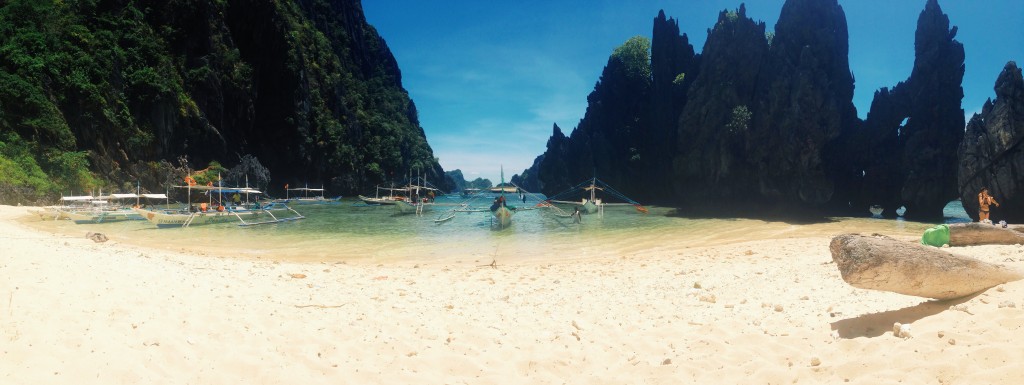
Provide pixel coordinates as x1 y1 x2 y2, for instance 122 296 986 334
921 224 950 247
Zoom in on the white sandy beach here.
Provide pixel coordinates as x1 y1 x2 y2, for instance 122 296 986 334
2 204 1023 384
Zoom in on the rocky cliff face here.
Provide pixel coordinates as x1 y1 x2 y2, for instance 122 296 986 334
857 0 965 220
0 0 447 199
524 0 968 219
531 13 698 202
673 0 857 214
673 5 769 207
958 62 1024 222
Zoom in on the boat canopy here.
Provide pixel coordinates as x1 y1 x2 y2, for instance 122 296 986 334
141 193 168 199
60 196 95 202
175 185 262 194
105 193 139 199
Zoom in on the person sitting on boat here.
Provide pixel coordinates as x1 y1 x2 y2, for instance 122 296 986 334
490 195 506 212
978 187 999 223
200 202 208 212
571 206 582 224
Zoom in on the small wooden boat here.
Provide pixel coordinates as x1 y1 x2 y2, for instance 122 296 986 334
492 205 513 228
134 185 303 228
547 177 647 215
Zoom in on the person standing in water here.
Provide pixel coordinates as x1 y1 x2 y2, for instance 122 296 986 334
978 187 999 222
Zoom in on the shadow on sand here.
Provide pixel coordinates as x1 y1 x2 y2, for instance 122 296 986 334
830 293 980 338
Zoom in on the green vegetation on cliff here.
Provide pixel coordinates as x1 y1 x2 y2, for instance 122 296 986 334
0 0 445 203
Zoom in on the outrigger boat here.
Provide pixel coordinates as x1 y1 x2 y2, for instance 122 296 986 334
133 185 303 228
29 195 95 220
358 186 410 205
278 185 341 204
62 193 169 224
544 177 648 215
489 167 515 228
393 178 441 216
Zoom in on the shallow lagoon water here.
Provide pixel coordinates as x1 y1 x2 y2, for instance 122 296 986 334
24 196 972 263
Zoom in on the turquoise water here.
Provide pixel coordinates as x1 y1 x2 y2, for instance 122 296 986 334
27 196 972 263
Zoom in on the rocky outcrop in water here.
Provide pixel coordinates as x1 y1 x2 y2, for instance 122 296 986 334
958 62 1024 222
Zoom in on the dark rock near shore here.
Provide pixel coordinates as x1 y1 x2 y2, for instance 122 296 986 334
673 0 857 213
958 62 1024 222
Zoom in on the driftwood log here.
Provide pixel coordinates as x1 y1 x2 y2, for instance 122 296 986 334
830 234 1023 300
948 223 1024 246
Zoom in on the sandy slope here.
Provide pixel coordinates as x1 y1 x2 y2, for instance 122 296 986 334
2 205 1022 384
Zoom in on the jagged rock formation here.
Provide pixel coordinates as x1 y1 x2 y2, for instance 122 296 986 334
510 154 543 193
647 10 698 202
858 0 965 220
674 1 857 214
0 0 447 201
958 62 1024 222
673 5 770 207
523 0 967 218
530 12 699 202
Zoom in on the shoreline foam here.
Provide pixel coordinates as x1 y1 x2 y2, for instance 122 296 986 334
2 205 1022 384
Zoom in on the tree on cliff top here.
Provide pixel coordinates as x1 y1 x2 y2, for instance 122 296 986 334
611 36 652 84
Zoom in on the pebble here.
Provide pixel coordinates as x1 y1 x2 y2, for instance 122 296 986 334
810 357 821 367
773 304 784 312
893 322 912 339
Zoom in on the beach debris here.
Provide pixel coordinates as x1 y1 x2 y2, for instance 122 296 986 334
661 358 672 365
289 273 306 279
829 234 1024 299
774 304 784 312
948 339 956 345
998 301 1016 308
85 232 108 243
810 357 822 366
893 322 912 339
946 223 1024 246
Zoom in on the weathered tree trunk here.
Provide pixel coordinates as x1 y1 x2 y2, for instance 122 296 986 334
829 234 1023 300
948 223 1024 246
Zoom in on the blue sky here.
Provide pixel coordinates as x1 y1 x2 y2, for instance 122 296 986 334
363 1 1024 183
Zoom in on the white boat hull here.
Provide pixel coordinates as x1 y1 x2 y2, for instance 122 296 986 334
492 206 513 228
134 208 264 228
359 195 400 205
64 209 143 224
